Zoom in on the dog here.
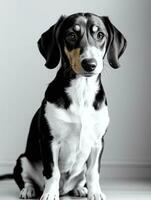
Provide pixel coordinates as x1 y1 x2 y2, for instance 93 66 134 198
13 13 127 200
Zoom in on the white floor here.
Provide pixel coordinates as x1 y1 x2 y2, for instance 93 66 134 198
0 179 151 200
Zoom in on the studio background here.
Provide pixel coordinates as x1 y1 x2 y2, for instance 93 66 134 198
0 0 151 178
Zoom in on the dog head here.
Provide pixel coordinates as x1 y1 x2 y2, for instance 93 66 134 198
38 13 127 77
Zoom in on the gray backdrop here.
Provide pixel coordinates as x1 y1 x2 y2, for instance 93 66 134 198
0 0 151 178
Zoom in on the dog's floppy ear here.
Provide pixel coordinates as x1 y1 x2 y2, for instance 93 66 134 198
38 16 65 69
102 17 127 69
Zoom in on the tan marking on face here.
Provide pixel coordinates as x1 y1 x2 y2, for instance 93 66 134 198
64 47 81 73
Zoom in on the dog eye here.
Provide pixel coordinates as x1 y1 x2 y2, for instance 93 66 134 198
66 32 77 41
97 32 104 40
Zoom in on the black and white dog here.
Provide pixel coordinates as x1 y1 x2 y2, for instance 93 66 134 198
13 13 127 200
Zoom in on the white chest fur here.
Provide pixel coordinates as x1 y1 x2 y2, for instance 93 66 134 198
45 76 109 172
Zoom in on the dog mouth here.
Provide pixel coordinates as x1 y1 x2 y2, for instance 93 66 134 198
70 64 97 77
82 72 95 77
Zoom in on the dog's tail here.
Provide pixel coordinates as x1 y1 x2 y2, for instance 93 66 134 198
0 173 14 180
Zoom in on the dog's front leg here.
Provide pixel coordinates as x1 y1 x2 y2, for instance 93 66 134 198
40 138 60 200
86 138 106 200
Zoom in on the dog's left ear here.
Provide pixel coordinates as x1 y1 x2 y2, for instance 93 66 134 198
102 17 127 69
38 16 65 69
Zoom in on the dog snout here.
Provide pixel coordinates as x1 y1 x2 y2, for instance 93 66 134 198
81 58 97 72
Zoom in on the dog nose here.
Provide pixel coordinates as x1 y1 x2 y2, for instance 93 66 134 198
81 59 97 72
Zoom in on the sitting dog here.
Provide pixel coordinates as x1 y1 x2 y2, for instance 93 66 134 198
13 13 127 200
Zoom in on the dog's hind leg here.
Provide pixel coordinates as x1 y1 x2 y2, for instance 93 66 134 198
14 154 44 199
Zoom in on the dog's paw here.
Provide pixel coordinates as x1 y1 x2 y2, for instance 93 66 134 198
88 192 106 200
40 192 59 200
19 186 36 199
70 186 88 197
88 188 106 200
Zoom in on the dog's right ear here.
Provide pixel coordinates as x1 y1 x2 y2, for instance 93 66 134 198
38 16 65 69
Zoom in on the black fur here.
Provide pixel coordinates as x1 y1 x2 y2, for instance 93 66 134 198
24 100 54 179
93 74 106 110
101 16 127 68
24 109 41 161
38 100 54 179
38 16 65 69
14 154 26 190
45 67 73 109
0 174 14 180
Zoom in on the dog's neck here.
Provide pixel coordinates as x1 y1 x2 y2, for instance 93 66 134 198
45 63 105 110
65 74 99 107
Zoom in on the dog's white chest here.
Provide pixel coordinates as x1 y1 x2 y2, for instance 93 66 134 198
45 77 109 172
